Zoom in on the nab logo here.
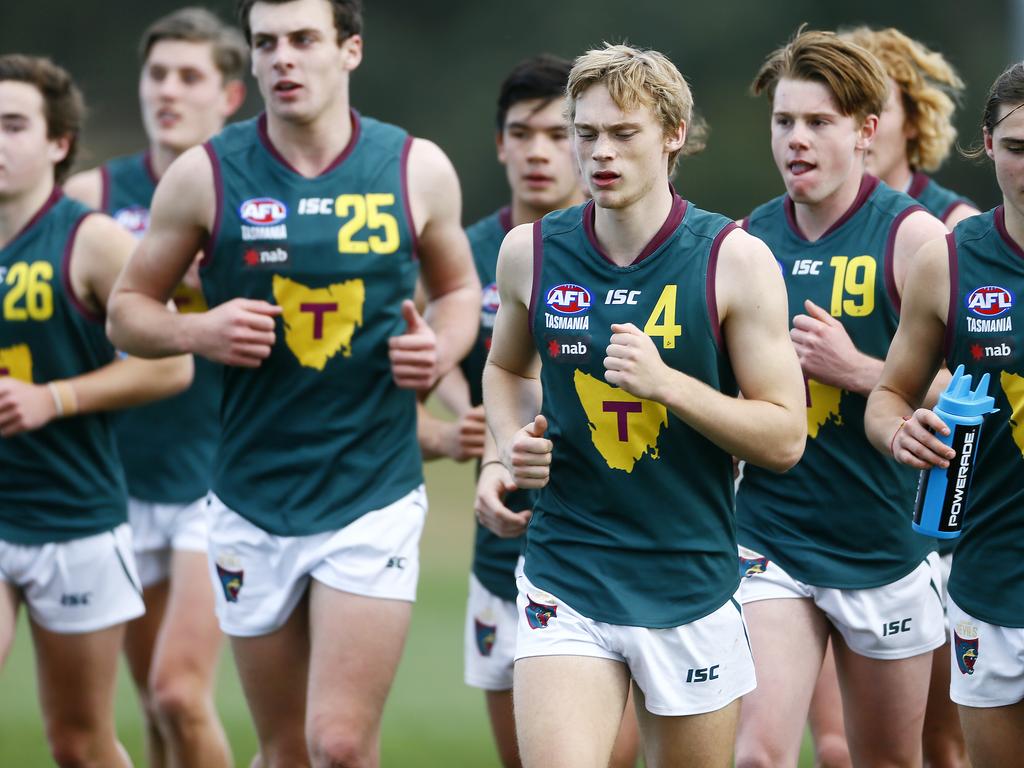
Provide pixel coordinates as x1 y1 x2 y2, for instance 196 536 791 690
60 592 92 607
685 665 719 683
604 289 640 305
792 259 823 275
239 198 288 226
966 286 1014 317
546 336 590 362
545 283 592 315
243 247 289 266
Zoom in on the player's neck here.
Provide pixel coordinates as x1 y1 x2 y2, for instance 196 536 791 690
0 176 54 249
882 161 914 194
1002 196 1024 249
592 181 674 266
510 192 585 227
264 95 353 178
792 166 866 242
148 143 180 181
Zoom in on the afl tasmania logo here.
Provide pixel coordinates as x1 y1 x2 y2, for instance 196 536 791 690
239 198 287 226
545 283 592 315
966 286 1014 317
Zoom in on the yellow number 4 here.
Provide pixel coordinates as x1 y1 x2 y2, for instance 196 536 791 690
644 284 681 349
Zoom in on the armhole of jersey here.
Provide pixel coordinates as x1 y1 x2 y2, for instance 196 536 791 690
941 200 972 227
527 219 543 338
61 213 104 325
400 135 419 262
99 165 111 213
943 232 959 361
706 222 738 351
884 204 926 315
737 217 748 231
200 142 222 270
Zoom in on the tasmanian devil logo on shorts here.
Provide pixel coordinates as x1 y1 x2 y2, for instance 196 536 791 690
216 563 243 603
474 618 497 656
524 595 557 629
738 555 769 578
953 622 979 675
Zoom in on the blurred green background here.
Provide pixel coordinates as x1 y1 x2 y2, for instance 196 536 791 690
0 0 1012 764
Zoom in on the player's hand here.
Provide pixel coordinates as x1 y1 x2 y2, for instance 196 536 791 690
502 414 552 489
190 298 281 368
0 379 58 437
443 404 486 461
389 300 438 391
790 300 863 388
475 461 531 538
603 323 671 401
891 408 957 470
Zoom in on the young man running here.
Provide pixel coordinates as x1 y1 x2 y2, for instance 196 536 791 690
105 0 480 765
65 9 246 766
484 43 806 768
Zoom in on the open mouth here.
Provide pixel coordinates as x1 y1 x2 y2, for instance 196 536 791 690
155 108 181 128
788 160 816 176
274 81 302 94
591 170 620 188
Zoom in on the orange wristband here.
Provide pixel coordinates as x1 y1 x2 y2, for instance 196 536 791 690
889 416 910 457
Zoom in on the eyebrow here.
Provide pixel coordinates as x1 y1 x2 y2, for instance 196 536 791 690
506 121 567 132
253 27 321 39
771 110 837 119
573 121 642 132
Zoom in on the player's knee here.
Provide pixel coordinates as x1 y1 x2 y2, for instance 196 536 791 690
814 735 852 768
922 739 968 768
150 675 208 733
736 748 790 768
46 727 106 768
307 726 375 768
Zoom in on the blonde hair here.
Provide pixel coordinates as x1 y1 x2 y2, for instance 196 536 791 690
567 43 704 174
752 27 888 123
842 27 964 172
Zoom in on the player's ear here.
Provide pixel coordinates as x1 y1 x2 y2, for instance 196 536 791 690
341 34 363 71
855 114 878 152
496 131 507 165
984 128 995 161
664 121 685 154
222 79 247 118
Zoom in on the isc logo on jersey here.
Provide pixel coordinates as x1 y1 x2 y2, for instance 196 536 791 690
239 197 288 241
966 285 1014 333
481 282 500 329
545 283 591 330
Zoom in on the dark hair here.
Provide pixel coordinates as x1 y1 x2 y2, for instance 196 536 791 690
496 54 573 132
236 0 362 46
961 62 1024 160
140 7 249 83
0 54 84 183
752 27 888 123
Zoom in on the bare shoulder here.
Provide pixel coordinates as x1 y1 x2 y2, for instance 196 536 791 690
149 145 215 230
406 137 456 181
73 212 137 267
63 168 103 209
716 226 778 278
944 203 981 229
894 208 947 255
495 223 535 306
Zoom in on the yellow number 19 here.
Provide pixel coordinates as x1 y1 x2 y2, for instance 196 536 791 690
828 255 875 317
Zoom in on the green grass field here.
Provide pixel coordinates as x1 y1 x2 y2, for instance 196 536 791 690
0 458 813 766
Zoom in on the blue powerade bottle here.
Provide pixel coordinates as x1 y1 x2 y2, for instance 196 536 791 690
912 365 997 538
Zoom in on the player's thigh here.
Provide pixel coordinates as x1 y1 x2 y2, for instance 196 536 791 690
305 580 412 740
124 581 169 691
30 619 125 733
610 689 640 768
150 549 223 687
0 578 18 669
807 640 851 768
832 631 932 765
230 590 310 762
736 597 830 764
633 683 739 768
484 690 520 768
514 654 630 768
959 700 1024 767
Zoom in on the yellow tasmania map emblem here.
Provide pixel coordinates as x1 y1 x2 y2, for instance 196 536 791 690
172 282 209 314
1000 370 1024 457
272 275 365 371
806 378 843 438
0 343 32 382
573 370 668 473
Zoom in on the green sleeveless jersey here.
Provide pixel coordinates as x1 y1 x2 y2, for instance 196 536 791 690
525 195 740 627
0 191 126 544
943 208 1024 627
908 171 976 228
737 176 932 588
463 207 532 602
101 151 220 504
201 111 422 535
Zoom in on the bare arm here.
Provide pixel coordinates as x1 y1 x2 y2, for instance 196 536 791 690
391 139 480 390
604 228 806 472
483 224 550 487
944 203 981 229
106 146 280 365
865 236 956 469
62 168 103 210
0 214 192 436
